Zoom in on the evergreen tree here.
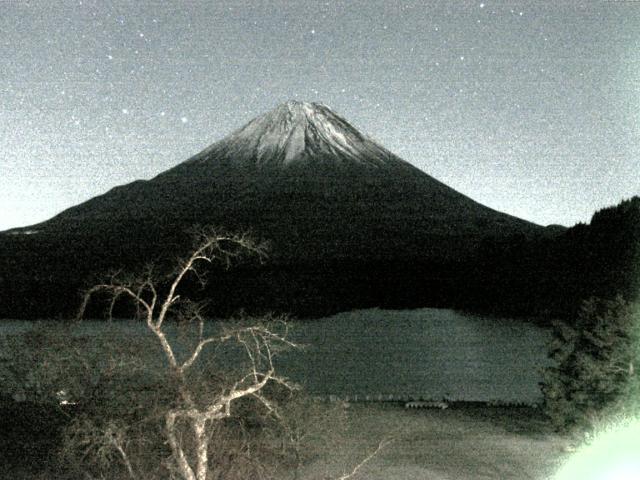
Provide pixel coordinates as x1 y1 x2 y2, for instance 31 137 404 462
541 296 638 431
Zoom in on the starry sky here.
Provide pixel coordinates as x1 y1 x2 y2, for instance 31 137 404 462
1 0 639 230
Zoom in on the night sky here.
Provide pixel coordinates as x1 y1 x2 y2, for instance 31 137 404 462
2 0 639 230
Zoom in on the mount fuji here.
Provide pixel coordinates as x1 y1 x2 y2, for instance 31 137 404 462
2 101 547 318
12 101 540 255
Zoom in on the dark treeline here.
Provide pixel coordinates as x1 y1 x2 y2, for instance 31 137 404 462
1 197 638 323
469 196 640 319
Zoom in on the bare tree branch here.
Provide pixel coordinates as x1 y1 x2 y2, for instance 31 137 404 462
336 437 393 480
74 228 297 480
67 226 389 480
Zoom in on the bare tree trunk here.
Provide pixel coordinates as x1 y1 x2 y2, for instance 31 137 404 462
194 417 209 480
166 412 197 480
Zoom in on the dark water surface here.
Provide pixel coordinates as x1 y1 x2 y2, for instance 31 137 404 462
1 308 551 404
279 308 551 404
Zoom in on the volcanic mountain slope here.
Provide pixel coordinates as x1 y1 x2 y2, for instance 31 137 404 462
13 101 541 262
2 101 553 318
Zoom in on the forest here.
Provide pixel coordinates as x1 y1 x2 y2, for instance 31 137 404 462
1 197 638 324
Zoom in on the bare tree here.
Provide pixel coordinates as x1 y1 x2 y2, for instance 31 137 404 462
76 228 298 480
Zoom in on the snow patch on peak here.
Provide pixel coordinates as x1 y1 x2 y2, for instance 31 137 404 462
283 122 306 163
194 100 404 170
279 100 322 116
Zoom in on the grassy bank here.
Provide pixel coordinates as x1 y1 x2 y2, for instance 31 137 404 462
1 399 570 480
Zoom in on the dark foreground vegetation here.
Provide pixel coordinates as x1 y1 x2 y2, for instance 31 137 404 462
0 395 70 477
0 398 569 480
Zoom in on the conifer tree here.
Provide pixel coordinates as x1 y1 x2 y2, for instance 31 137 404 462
541 296 638 431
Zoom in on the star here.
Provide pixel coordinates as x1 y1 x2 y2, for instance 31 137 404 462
0 0 632 233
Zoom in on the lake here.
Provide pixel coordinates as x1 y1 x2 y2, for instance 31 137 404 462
0 308 552 404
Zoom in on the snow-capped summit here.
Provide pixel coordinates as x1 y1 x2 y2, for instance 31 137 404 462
188 100 400 169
